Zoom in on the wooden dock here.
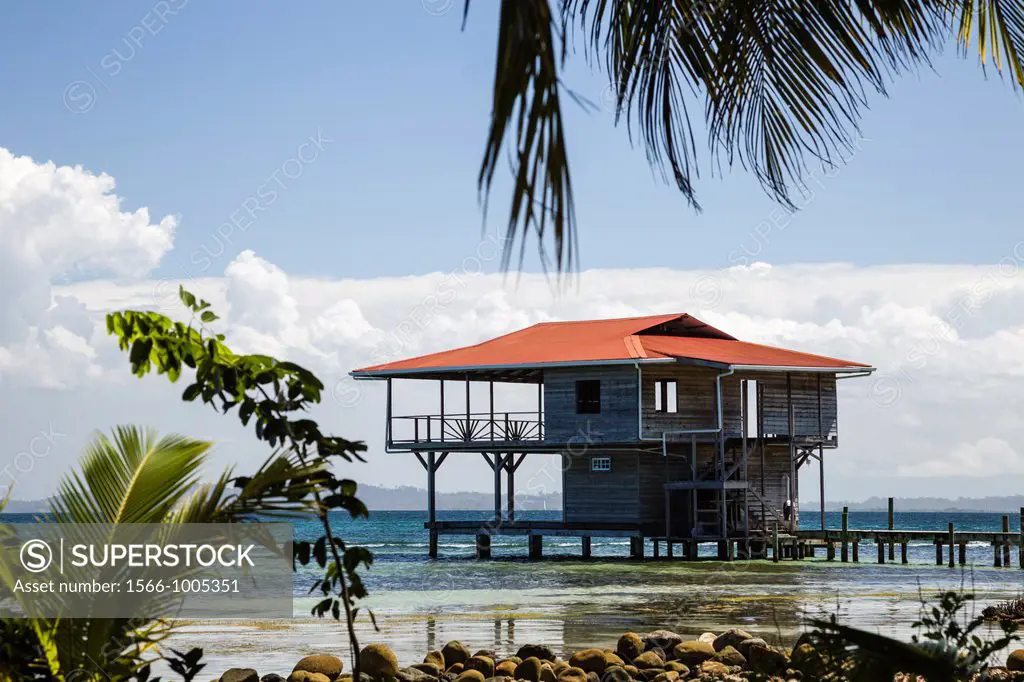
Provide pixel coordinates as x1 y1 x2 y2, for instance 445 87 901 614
426 504 1024 568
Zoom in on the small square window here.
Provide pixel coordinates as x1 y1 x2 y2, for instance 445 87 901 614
575 379 601 414
591 457 611 472
654 380 678 413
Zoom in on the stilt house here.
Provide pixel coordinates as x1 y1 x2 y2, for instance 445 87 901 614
351 313 874 559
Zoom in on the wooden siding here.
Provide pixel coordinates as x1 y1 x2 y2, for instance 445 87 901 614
641 365 720 439
745 444 798 531
543 366 638 444
562 450 641 523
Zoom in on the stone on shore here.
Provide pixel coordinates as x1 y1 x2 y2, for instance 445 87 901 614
1008 649 1024 671
474 650 498 661
746 644 789 675
567 649 607 675
424 651 446 669
615 633 644 662
696 633 717 645
712 629 751 652
409 663 442 677
602 665 631 682
735 637 767 658
447 664 465 676
464 656 495 678
443 641 472 667
671 641 714 667
359 645 400 680
513 657 543 682
516 645 556 662
495 660 517 677
395 668 434 682
643 631 683 652
697 660 730 676
539 664 558 682
222 669 259 682
711 645 745 667
294 655 344 680
555 667 586 682
629 651 663 669
661 662 688 675
262 675 286 682
288 673 330 682
454 671 485 682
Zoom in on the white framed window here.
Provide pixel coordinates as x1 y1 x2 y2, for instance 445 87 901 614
654 380 678 413
590 456 611 472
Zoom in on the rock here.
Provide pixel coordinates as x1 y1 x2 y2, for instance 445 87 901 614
396 669 435 682
360 645 400 680
288 674 330 682
222 670 259 682
671 641 715 667
735 638 768 659
630 652 663 670
262 676 286 682
615 633 644 662
495 661 517 678
447 664 465 675
455 672 485 682
1009 650 1024 672
568 650 607 675
539 664 558 682
697 633 717 645
790 643 825 676
602 653 623 669
410 664 442 678
483 677 513 682
504 658 522 666
465 658 495 679
711 629 751 653
444 642 472 667
425 652 446 669
662 662 688 674
651 672 677 682
622 666 638 678
644 631 683 652
550 662 569 675
746 644 788 675
585 673 599 682
474 651 498 662
294 655 345 681
556 667 587 682
711 646 745 667
698 661 730 676
601 666 630 682
517 645 557 662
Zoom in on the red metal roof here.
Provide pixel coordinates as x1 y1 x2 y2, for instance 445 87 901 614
352 313 871 377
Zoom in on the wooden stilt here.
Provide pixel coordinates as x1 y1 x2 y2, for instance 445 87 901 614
653 540 660 558
772 524 779 563
947 523 955 568
994 543 1002 568
827 539 835 561
841 507 849 562
1002 515 1011 566
958 542 967 566
888 497 895 562
476 533 491 560
901 541 908 564
936 542 943 566
1019 508 1024 569
429 529 438 559
852 541 859 563
581 536 591 559
876 536 884 564
528 534 542 560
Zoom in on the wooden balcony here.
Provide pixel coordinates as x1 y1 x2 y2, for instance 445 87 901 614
388 412 549 451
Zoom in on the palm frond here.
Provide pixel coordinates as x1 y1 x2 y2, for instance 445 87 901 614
50 425 211 524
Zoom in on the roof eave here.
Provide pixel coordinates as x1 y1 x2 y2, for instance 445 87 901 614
350 357 678 380
727 364 876 374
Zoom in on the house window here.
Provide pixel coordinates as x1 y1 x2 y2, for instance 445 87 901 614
575 379 601 414
654 380 677 413
591 457 611 472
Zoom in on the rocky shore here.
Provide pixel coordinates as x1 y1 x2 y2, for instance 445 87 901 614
215 628 1024 682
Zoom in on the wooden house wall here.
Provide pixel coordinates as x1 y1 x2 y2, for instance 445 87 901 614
562 450 641 523
543 366 638 444
640 365 720 438
745 444 798 531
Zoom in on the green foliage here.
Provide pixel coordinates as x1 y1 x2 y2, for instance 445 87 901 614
810 589 1021 681
105 287 371 677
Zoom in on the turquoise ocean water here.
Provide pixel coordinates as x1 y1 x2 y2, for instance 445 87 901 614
3 510 1022 671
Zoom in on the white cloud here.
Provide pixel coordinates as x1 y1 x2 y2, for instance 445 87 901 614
0 148 1022 500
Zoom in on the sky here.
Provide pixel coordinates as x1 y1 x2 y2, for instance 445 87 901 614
0 2 1022 505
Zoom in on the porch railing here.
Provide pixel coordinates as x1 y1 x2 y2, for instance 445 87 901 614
389 412 543 445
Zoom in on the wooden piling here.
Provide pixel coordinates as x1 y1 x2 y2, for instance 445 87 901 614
772 524 779 563
958 542 967 566
428 528 439 559
841 507 849 562
653 539 660 558
901 541 908 564
947 523 955 568
852 541 859 563
1020 507 1024 569
887 497 895 562
877 536 884 564
581 536 591 559
477 533 491 560
827 539 835 561
528 534 542 560
994 542 1002 568
1002 515 1011 566
935 542 943 566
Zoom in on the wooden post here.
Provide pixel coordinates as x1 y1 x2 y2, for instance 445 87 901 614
492 454 502 522
852 540 859 563
1002 515 1011 566
429 528 438 559
936 541 943 566
476 533 491 560
877 535 884 564
653 539 660 558
665 490 673 558
465 375 471 441
439 379 445 442
506 455 516 522
887 498 895 562
528 534 542 560
772 524 779 563
901 541 908 564
787 374 797 534
841 507 849 562
827 539 835 561
385 378 393 445
581 536 591 559
948 523 955 568
819 445 825 531
958 542 967 566
994 542 1002 568
1019 507 1024 569
427 452 437 526
489 381 495 441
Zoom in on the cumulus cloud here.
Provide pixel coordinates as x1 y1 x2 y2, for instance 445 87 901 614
0 147 176 386
0 150 1021 499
